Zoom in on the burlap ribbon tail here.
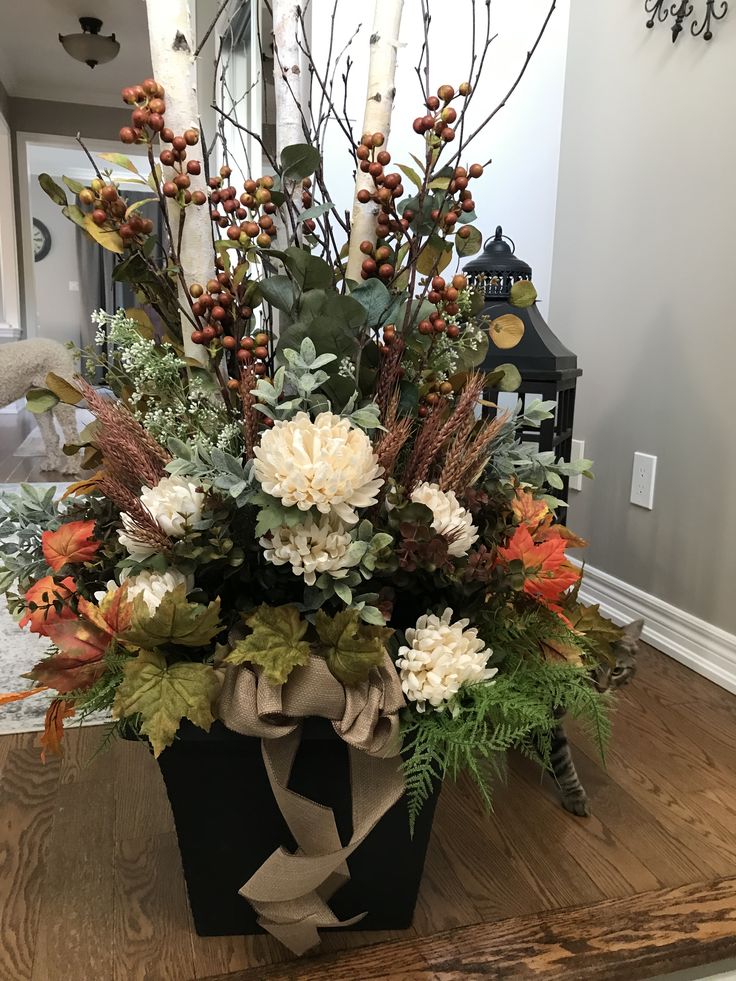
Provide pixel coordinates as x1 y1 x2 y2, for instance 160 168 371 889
217 653 406 955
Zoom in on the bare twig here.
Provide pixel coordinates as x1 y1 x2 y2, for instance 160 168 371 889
193 0 232 59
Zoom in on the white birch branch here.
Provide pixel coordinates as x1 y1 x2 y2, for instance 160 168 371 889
345 0 405 284
145 0 209 365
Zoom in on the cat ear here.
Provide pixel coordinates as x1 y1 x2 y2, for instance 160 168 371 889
624 618 645 641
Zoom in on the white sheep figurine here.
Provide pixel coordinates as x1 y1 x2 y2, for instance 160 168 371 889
0 339 81 474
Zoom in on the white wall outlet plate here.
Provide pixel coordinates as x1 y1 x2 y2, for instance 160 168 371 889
630 452 657 509
569 439 585 491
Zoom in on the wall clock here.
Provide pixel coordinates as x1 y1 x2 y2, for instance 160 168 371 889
32 218 52 262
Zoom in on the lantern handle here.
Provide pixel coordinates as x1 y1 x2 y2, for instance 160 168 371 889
484 225 516 254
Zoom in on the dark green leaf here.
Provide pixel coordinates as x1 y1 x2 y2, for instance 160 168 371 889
38 174 67 206
259 275 297 313
455 226 482 257
280 144 321 181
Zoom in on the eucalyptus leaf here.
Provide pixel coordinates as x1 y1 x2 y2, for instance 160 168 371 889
280 144 321 181
38 174 67 206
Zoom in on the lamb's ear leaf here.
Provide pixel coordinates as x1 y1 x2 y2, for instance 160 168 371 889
25 388 60 414
45 373 84 405
38 173 67 206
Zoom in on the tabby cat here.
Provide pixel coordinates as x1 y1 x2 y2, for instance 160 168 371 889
549 618 644 817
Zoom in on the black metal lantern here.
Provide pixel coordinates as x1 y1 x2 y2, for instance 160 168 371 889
464 226 582 502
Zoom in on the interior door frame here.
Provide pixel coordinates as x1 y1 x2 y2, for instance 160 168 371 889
0 111 21 338
15 131 134 339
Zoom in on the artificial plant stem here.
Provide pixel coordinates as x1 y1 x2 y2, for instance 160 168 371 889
145 0 210 367
345 0 405 284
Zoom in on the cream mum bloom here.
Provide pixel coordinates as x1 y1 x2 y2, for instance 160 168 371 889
118 476 205 558
261 513 359 586
410 482 478 557
94 568 193 616
396 608 497 713
253 411 383 524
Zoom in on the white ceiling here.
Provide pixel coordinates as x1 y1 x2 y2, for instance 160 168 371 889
0 0 153 108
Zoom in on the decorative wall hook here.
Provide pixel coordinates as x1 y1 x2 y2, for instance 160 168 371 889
645 0 728 41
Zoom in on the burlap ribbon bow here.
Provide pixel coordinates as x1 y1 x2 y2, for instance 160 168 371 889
217 653 406 955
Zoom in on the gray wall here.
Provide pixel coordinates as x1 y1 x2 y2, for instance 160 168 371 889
7 98 130 142
550 3 736 632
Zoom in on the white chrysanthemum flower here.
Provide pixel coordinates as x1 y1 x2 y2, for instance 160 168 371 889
410 482 478 557
253 411 383 524
118 476 205 558
260 513 359 586
94 568 193 616
396 608 497 713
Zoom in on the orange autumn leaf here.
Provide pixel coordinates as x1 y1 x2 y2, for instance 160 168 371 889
78 583 132 637
534 515 588 549
28 650 108 694
511 487 549 533
19 576 77 636
44 618 111 662
40 699 75 762
42 520 100 572
61 471 105 500
0 686 49 706
497 524 581 607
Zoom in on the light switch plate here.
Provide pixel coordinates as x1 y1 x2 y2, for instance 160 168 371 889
630 452 657 509
569 439 585 491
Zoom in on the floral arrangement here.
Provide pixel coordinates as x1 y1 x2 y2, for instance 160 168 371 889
0 51 623 830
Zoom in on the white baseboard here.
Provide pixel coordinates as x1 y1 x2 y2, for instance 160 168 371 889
575 562 736 696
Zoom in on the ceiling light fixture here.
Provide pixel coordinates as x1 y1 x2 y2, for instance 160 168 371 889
58 16 120 69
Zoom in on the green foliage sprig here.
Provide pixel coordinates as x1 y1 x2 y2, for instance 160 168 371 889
401 652 612 833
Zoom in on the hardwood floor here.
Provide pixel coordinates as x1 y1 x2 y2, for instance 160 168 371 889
0 411 70 484
1 644 735 980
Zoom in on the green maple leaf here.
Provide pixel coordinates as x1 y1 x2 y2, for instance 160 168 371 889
224 604 311 685
122 584 222 649
568 602 625 663
113 650 220 756
314 608 393 686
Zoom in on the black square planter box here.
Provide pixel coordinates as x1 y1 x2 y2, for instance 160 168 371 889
155 719 440 937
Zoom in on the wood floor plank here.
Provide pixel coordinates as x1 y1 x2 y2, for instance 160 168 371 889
113 741 175 841
560 739 721 888
0 745 61 981
222 876 736 981
420 780 548 925
31 778 115 981
58 723 116 786
113 832 196 981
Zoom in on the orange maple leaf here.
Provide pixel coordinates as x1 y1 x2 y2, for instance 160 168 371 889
40 699 75 762
78 583 132 637
19 576 77 636
42 520 100 572
511 487 549 533
497 524 581 608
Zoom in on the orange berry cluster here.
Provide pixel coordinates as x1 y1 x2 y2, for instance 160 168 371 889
208 169 286 249
417 273 468 339
412 82 472 143
355 133 407 281
188 272 270 377
119 79 207 211
78 178 153 243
